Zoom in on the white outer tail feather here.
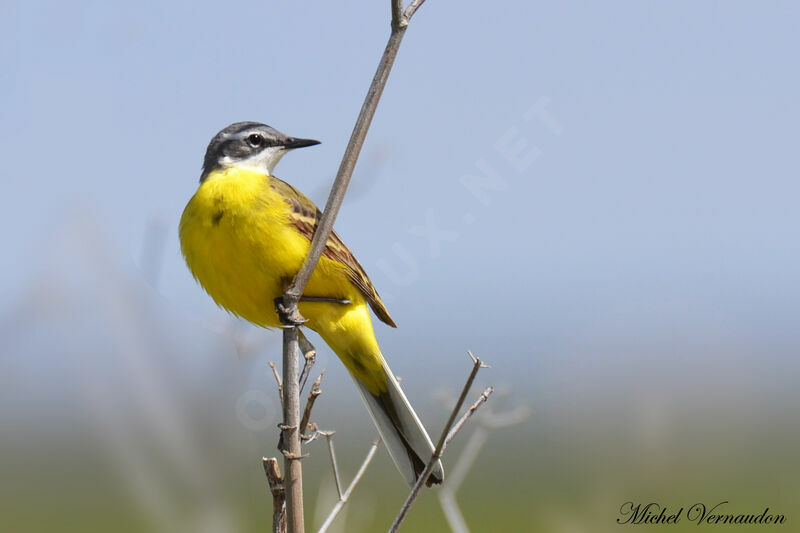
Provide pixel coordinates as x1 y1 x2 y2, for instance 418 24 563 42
350 356 444 486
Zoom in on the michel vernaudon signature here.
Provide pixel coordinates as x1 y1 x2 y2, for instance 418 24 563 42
617 501 786 526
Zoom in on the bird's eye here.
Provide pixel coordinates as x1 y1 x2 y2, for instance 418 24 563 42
246 133 264 147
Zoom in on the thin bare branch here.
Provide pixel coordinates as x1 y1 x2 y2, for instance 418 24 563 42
299 371 325 439
299 296 351 304
281 328 304 532
297 331 317 394
275 2 430 531
280 0 425 315
435 353 488 454
263 457 287 533
269 361 284 410
467 349 491 369
444 387 493 446
318 437 382 533
321 431 343 499
388 354 491 533
403 0 427 23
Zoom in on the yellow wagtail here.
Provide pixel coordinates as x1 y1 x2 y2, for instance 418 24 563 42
180 122 443 486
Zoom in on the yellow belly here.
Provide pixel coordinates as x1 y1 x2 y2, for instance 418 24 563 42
179 167 385 393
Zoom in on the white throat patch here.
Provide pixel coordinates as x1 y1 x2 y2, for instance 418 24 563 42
221 146 287 175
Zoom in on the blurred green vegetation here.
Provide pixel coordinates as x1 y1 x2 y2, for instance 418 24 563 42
4 399 797 532
2 197 798 533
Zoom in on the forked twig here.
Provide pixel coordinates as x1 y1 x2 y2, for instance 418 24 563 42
318 436 382 533
444 387 493 446
388 352 492 532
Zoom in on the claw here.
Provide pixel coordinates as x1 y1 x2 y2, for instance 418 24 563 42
274 298 307 326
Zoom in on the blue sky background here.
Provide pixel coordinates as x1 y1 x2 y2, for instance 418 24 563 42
5 0 799 387
2 2 799 531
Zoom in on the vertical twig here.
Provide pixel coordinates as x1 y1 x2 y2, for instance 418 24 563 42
275 3 430 532
282 329 305 532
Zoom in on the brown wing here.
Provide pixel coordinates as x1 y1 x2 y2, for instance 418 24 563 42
270 177 397 328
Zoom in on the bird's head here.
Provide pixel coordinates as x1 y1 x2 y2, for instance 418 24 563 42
201 121 320 181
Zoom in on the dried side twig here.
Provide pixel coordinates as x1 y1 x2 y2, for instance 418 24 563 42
388 353 492 532
443 387 493 447
299 371 325 439
320 431 343 499
318 436 382 533
269 361 284 409
278 372 323 454
402 0 427 25
298 331 317 394
263 457 287 533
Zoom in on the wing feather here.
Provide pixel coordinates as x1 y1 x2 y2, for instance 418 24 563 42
270 177 397 328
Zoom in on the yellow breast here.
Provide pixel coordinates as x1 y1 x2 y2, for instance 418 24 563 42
180 166 385 393
179 167 356 328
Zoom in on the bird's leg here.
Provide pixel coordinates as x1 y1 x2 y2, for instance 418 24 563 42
274 297 307 326
299 296 351 305
273 289 350 326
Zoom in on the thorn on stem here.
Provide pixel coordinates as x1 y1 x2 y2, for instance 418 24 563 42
281 450 309 461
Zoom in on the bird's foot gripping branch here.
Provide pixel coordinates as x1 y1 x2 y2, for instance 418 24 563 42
274 296 306 327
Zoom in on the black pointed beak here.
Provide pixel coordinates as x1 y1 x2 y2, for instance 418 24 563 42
284 137 321 149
